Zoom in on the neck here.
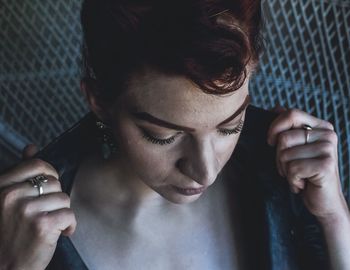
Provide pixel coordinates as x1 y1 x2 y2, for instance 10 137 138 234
90 152 170 208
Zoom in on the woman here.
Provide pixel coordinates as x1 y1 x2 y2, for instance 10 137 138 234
0 0 349 269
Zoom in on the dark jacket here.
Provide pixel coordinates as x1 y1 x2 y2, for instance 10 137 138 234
37 105 330 270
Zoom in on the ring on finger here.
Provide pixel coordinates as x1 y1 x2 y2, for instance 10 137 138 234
26 174 48 197
302 124 313 144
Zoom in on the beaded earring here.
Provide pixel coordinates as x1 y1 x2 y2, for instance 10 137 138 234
95 120 117 160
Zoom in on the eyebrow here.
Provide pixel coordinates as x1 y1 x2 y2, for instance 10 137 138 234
131 94 250 132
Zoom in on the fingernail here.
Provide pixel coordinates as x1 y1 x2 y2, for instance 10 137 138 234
296 180 305 190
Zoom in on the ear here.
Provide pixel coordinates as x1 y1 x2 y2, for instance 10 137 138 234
80 79 111 122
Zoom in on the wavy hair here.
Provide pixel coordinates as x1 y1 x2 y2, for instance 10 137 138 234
81 0 264 101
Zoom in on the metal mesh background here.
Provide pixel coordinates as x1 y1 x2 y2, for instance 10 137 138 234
251 0 350 200
0 0 87 161
1 0 349 200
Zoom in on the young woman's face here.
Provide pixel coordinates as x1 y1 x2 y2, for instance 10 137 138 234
107 67 250 204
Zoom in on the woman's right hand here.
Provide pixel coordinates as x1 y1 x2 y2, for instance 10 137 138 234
0 155 77 270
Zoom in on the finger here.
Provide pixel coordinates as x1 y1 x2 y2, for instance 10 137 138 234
285 157 334 191
17 192 71 217
276 151 284 177
275 128 338 177
0 176 62 208
276 126 338 177
22 144 38 160
45 208 77 236
276 128 338 152
286 163 310 194
33 208 77 239
23 176 63 197
279 141 336 177
290 178 306 194
0 159 59 189
267 109 334 146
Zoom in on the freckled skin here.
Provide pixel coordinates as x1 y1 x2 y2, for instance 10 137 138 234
88 66 250 205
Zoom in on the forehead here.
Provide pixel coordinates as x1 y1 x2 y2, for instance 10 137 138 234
121 67 249 127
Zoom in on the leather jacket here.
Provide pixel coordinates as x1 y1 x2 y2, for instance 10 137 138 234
37 105 330 270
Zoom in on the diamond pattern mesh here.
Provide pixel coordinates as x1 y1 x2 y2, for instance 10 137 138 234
251 0 350 199
0 1 349 201
0 0 87 157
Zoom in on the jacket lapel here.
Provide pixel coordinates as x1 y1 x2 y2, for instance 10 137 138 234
228 105 300 270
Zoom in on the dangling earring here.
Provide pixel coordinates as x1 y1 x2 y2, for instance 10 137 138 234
95 120 117 160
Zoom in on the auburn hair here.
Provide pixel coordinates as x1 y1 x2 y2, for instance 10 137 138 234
81 0 264 101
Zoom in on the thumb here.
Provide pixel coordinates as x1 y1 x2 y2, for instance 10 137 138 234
22 144 38 160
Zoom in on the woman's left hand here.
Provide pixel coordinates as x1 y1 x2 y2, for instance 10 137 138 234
267 108 349 222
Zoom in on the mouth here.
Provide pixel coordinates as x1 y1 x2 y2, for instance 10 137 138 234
171 185 207 196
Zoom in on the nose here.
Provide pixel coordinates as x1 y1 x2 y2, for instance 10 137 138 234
176 137 219 187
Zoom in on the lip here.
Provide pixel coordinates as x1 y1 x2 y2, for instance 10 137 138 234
172 185 207 196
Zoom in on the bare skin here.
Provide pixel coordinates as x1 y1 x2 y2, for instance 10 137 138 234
70 152 243 269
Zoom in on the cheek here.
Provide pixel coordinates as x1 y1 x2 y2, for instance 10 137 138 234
216 136 240 168
113 121 177 182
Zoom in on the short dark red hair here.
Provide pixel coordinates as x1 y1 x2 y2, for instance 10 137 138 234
81 0 264 101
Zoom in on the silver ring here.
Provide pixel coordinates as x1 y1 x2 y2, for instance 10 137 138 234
302 124 313 144
27 175 48 197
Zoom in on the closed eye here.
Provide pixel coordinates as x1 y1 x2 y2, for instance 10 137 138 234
141 130 179 145
217 119 244 136
141 119 244 146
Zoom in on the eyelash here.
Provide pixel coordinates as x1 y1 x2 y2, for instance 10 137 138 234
142 133 176 145
217 120 244 136
141 119 244 146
